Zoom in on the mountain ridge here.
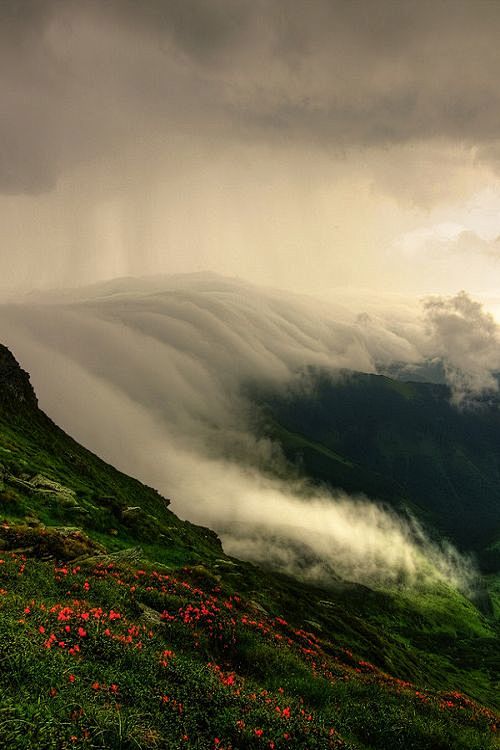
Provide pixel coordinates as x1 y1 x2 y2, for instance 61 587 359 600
251 367 500 568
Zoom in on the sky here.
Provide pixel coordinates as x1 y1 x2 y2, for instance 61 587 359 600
2 0 500 303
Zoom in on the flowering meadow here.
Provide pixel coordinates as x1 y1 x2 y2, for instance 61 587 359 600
0 544 498 749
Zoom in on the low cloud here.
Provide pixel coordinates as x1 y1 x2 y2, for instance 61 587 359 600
0 275 490 590
423 290 500 402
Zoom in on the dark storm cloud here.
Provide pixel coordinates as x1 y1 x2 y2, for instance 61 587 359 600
0 0 60 192
3 0 500 193
104 0 254 60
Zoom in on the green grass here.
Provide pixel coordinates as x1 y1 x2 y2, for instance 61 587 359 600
0 362 499 748
0 552 498 750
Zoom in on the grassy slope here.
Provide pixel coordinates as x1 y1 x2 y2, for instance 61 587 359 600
0 356 499 749
252 370 500 563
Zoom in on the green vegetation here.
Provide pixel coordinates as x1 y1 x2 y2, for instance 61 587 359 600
0 346 499 748
252 369 500 564
1 553 498 750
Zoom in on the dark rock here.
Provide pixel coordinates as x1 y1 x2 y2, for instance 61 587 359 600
0 345 37 408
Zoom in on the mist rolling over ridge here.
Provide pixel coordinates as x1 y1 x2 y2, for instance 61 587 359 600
1 273 497 591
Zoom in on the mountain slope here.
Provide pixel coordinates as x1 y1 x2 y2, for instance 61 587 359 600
252 369 500 567
0 345 499 749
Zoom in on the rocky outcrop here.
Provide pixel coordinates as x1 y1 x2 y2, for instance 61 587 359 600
0 521 105 560
0 344 37 408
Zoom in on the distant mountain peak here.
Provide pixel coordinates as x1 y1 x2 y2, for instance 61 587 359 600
0 344 37 408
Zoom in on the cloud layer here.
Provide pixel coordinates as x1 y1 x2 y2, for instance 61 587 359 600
1 274 493 590
423 291 500 401
4 0 500 195
4 2 500 298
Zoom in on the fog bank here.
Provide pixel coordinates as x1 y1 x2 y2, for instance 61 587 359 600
0 274 493 590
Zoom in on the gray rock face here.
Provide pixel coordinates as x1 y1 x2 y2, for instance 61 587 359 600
7 472 78 506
